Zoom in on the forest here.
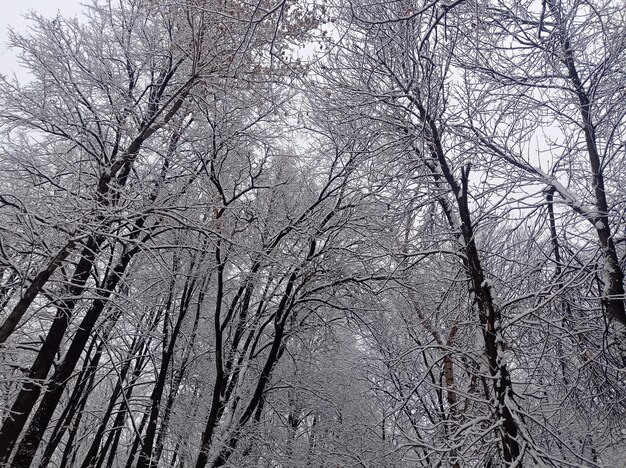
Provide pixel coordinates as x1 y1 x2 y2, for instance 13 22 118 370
0 0 625 466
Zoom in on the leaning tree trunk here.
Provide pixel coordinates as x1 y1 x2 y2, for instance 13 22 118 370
0 237 101 464
414 99 522 463
11 240 141 468
546 0 626 331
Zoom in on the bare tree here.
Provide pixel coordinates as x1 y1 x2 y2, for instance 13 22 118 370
2 0 625 467
307 0 626 465
0 0 323 465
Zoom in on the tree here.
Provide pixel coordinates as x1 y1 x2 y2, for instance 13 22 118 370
0 0 323 465
2 0 625 467
458 0 626 359
308 0 626 465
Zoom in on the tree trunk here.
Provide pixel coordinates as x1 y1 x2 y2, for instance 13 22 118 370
0 237 100 464
137 273 200 468
38 334 103 468
547 0 626 331
11 243 138 468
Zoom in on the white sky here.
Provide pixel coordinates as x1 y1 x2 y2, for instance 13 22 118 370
1 0 85 76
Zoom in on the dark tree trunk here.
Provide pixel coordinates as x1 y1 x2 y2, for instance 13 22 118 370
0 237 100 464
137 273 199 468
153 289 204 466
547 0 626 330
412 97 522 463
38 334 104 468
124 408 151 468
0 244 74 344
206 273 297 468
78 337 145 468
11 242 138 468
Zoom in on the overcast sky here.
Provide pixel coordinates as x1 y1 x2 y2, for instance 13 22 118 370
1 0 85 76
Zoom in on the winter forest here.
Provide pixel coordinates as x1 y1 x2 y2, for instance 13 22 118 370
0 0 625 467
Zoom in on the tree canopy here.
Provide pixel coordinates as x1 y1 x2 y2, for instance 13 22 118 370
1 1 625 467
